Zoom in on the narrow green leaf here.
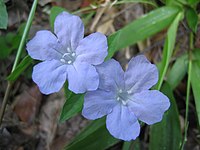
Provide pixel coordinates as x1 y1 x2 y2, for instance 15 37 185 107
7 56 33 81
0 0 8 29
165 0 186 7
167 53 188 90
122 139 140 150
59 94 84 122
66 119 119 150
149 83 182 150
107 6 181 58
67 118 106 147
122 142 132 150
155 12 183 90
50 6 67 30
150 12 183 147
186 7 198 33
63 82 73 99
190 48 200 125
191 61 200 126
192 48 200 60
187 0 200 6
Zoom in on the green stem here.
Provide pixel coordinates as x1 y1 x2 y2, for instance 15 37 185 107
0 0 38 126
181 32 193 149
12 0 38 72
0 83 12 126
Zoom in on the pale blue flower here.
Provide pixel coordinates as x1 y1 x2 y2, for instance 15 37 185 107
82 55 170 141
26 12 108 94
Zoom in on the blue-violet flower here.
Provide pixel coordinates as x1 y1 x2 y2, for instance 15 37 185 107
82 55 170 141
26 12 108 94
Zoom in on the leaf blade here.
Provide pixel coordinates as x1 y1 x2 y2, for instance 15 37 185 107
167 53 188 90
0 0 8 29
59 94 84 122
107 6 181 58
149 83 182 150
191 61 200 126
66 118 119 150
7 56 33 81
186 7 198 33
155 12 183 90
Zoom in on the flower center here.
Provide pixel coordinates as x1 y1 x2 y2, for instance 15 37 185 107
116 89 129 106
60 48 76 64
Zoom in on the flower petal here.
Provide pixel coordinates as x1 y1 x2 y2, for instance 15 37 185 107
124 55 158 94
96 59 125 91
54 12 84 50
32 60 67 94
82 90 117 120
67 62 99 94
106 104 140 141
26 30 61 61
128 90 170 125
76 32 108 65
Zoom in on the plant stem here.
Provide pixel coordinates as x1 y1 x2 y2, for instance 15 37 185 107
0 83 12 126
12 0 38 72
181 32 193 149
0 0 38 126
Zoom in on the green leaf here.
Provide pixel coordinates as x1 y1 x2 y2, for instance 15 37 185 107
68 118 105 146
59 93 84 122
7 56 33 81
122 139 140 150
122 142 132 150
0 23 26 59
149 83 182 150
192 48 200 60
0 0 8 29
107 6 181 59
186 7 198 33
187 0 200 6
167 53 188 90
0 36 11 59
155 12 183 90
50 6 67 30
191 61 200 126
65 118 119 150
165 0 186 7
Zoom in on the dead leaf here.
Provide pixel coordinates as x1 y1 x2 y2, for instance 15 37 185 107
38 0 54 6
37 93 64 150
13 85 42 124
97 20 114 34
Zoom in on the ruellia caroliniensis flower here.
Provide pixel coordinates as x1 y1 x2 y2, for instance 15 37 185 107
82 55 170 141
26 12 108 94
